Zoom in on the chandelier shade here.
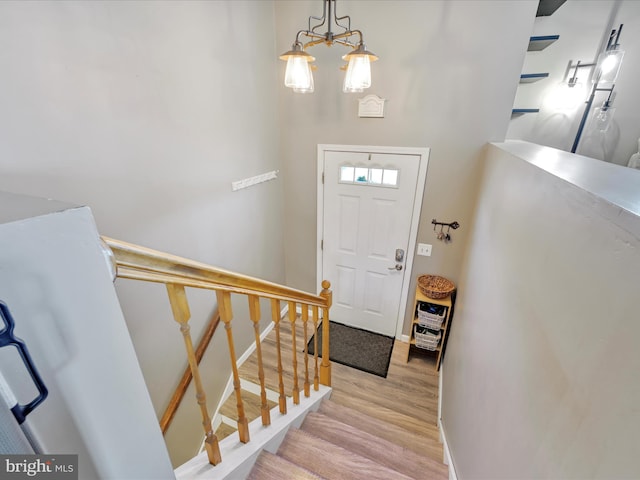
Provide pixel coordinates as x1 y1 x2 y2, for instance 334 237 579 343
280 44 316 91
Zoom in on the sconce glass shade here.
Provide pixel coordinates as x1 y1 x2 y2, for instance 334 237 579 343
593 105 616 132
594 48 624 84
280 45 315 91
342 44 378 93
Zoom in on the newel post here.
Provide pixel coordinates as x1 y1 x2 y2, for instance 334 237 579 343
319 280 332 387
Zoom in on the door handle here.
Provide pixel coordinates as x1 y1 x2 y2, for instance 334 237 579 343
388 264 403 271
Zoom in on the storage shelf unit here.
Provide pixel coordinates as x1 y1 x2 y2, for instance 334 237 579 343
406 286 453 371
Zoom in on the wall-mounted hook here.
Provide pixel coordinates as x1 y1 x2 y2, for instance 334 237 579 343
432 219 460 242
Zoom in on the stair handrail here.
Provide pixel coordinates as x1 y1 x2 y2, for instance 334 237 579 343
103 236 327 307
101 236 332 467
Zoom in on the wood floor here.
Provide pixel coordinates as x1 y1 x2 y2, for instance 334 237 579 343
220 318 442 458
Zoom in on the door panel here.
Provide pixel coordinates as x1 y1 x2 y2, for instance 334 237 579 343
337 195 359 253
322 151 421 336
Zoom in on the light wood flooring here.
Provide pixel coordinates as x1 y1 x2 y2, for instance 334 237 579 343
219 319 442 458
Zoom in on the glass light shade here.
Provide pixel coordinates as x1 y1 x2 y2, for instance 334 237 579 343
593 106 616 132
594 49 624 84
285 56 313 90
293 66 314 93
343 55 371 93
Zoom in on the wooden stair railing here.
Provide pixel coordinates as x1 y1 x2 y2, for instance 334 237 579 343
160 309 220 435
102 237 332 467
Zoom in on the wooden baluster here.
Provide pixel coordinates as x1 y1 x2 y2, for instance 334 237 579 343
271 299 287 414
216 291 249 443
302 305 310 397
312 305 320 391
320 280 332 387
288 302 300 405
166 284 221 465
248 295 270 426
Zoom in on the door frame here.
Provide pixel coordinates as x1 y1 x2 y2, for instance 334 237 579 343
316 144 430 339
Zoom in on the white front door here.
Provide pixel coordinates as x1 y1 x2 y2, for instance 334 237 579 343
318 146 428 337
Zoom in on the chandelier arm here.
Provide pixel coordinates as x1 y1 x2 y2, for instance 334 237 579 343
304 37 329 49
309 1 328 35
333 38 357 49
300 30 358 49
332 0 352 32
296 29 323 45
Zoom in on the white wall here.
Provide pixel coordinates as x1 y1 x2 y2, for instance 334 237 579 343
442 141 640 477
0 195 174 479
507 0 640 166
0 1 283 467
275 0 538 334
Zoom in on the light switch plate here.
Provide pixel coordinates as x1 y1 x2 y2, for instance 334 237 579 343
417 243 432 256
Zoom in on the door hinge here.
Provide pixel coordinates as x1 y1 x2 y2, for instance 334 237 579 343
321 239 323 250
322 172 325 184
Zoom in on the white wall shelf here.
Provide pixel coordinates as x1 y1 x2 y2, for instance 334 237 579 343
527 35 560 51
512 109 540 116
519 73 549 83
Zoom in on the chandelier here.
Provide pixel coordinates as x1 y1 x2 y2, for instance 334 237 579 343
279 0 378 93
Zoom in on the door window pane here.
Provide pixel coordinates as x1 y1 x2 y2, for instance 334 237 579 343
369 168 383 184
382 169 398 186
340 166 355 182
338 165 399 188
355 167 369 183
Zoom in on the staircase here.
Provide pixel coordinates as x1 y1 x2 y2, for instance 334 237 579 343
249 399 448 480
102 237 448 479
203 317 449 480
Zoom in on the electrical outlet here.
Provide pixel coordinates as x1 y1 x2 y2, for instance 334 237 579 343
417 243 432 256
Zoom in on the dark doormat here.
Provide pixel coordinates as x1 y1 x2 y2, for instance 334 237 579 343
307 321 394 378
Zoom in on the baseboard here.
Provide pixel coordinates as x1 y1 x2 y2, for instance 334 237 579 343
400 334 410 343
439 419 459 480
438 362 443 431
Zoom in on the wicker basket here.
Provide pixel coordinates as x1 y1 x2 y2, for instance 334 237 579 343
417 275 455 299
414 325 441 351
416 302 446 330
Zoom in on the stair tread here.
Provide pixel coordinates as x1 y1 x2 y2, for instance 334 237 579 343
219 389 276 423
278 427 415 480
247 451 326 480
327 394 439 436
318 399 443 461
213 420 238 441
301 411 448 479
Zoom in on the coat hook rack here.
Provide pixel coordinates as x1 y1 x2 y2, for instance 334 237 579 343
432 219 460 243
432 219 460 230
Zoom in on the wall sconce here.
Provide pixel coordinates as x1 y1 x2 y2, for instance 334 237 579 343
279 0 378 93
593 100 616 132
569 24 624 153
550 61 586 110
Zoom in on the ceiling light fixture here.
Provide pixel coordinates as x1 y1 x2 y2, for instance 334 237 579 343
279 0 378 93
